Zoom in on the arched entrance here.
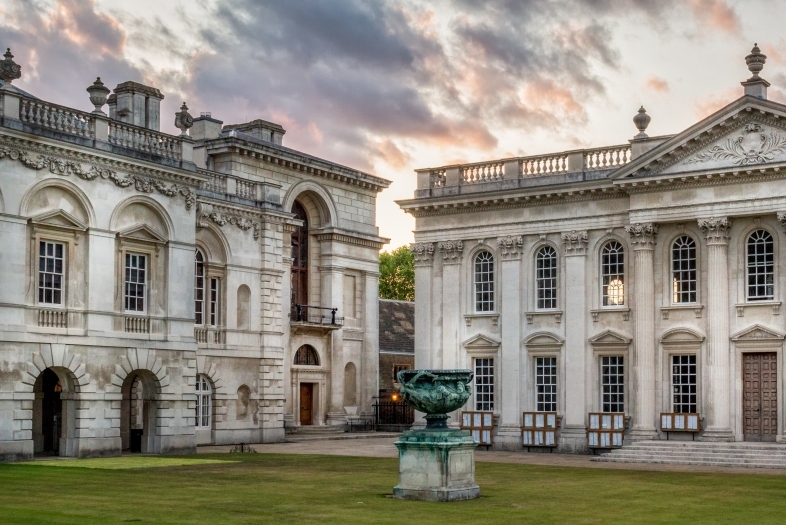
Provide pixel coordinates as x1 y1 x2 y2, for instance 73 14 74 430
32 367 77 457
121 370 160 454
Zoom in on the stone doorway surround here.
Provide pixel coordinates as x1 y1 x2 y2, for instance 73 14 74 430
742 352 778 442
291 368 327 426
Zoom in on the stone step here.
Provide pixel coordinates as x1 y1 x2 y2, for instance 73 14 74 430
289 425 346 434
597 452 786 463
592 440 786 469
593 456 786 469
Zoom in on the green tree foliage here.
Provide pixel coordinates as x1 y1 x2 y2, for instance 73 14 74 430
379 246 414 301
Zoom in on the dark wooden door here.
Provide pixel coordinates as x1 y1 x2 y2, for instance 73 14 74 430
743 353 778 442
300 383 313 426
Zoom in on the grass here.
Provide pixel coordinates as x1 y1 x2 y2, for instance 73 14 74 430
1 453 785 524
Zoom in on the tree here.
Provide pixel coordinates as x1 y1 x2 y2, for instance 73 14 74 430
379 246 414 301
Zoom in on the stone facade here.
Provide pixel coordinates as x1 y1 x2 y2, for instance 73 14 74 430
0 51 389 461
399 46 786 452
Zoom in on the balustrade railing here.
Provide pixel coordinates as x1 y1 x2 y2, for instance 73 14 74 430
236 179 256 199
462 162 504 184
583 145 631 171
195 327 225 344
430 169 446 188
108 121 182 161
124 316 149 334
520 153 569 176
20 99 93 138
202 172 227 193
38 309 67 328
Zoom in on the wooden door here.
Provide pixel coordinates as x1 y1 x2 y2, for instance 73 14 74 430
743 353 778 442
300 383 313 426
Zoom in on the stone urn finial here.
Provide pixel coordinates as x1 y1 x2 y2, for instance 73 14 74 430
746 43 767 80
0 48 21 85
633 106 651 139
86 77 110 115
174 102 194 136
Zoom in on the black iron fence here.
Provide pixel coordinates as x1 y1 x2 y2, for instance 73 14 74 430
373 401 414 426
291 304 344 326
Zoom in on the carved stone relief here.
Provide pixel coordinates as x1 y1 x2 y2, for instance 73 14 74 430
437 240 464 264
410 242 435 266
497 235 523 260
561 230 588 255
625 223 658 246
196 202 260 240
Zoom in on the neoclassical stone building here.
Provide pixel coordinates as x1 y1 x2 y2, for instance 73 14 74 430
400 46 786 452
0 49 388 461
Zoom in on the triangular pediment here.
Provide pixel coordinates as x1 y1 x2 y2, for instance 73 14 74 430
117 224 168 244
29 210 88 231
523 331 564 347
731 324 785 342
660 327 705 344
462 333 500 348
589 329 631 346
612 96 786 180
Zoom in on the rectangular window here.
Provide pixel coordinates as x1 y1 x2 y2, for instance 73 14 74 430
474 358 494 411
38 241 65 305
601 356 624 413
536 246 558 309
672 355 697 413
392 364 410 383
474 252 495 312
536 357 557 412
124 253 147 313
209 278 219 326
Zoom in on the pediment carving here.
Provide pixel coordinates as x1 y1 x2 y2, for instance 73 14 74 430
462 333 500 349
117 224 168 244
29 210 88 232
731 324 785 342
589 329 631 347
523 331 564 348
660 327 705 345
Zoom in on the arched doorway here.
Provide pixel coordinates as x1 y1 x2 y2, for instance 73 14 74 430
32 367 76 457
121 370 160 454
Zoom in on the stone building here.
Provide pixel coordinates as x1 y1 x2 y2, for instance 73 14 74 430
399 46 786 452
378 298 415 399
0 49 389 461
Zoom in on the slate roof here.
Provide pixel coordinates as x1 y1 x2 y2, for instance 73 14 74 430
379 299 414 354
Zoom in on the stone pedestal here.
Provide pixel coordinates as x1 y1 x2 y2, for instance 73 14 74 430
393 429 480 501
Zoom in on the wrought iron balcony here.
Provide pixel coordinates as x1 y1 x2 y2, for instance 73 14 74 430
290 304 344 328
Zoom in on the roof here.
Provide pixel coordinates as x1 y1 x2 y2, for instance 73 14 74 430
379 299 414 354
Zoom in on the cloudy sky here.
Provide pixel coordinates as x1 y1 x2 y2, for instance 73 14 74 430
1 0 785 249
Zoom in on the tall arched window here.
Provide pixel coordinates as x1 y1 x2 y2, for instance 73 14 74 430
672 236 697 303
294 345 320 366
291 202 309 310
195 375 212 429
601 241 625 306
536 246 558 309
195 249 205 325
474 251 494 312
747 230 774 301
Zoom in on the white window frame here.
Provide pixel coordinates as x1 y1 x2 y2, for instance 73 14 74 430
124 253 148 313
601 241 625 307
671 354 697 413
195 249 205 325
600 355 624 413
535 245 558 310
195 375 212 429
671 235 697 304
38 240 66 306
473 250 495 313
209 277 220 326
535 356 557 412
474 358 494 411
746 229 775 301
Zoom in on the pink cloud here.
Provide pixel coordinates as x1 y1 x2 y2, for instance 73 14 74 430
645 75 669 93
687 0 741 35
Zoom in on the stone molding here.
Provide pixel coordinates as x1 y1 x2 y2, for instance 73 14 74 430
625 222 658 247
561 230 588 256
497 235 523 260
698 217 732 243
315 232 387 249
410 242 435 266
197 202 260 240
437 240 464 264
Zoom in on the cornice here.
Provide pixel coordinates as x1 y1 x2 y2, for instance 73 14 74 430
196 201 261 240
314 231 387 249
616 163 786 194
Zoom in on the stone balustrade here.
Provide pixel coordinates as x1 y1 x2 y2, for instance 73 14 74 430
37 308 67 328
583 145 631 170
20 98 94 138
195 327 225 344
124 316 149 334
462 161 504 184
430 169 446 188
108 121 182 161
521 153 569 176
202 172 227 193
235 179 256 199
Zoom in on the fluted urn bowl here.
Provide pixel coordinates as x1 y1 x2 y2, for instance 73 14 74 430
396 369 473 430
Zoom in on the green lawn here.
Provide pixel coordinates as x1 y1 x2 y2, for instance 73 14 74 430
1 453 784 524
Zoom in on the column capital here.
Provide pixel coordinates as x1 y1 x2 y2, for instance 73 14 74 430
626 223 658 248
698 217 732 244
777 212 786 233
497 235 523 260
561 230 588 256
437 240 464 265
410 242 435 267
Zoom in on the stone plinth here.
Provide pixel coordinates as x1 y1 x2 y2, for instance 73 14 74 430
393 429 480 502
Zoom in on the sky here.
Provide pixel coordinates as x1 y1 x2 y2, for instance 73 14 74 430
1 0 785 250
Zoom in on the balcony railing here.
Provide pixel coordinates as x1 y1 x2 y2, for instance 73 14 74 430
20 99 94 138
195 327 225 344
291 304 344 327
108 121 181 161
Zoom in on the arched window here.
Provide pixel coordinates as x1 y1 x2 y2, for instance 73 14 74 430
601 241 625 306
536 246 558 309
672 236 697 303
747 230 774 301
474 251 494 312
294 345 320 366
195 249 205 325
195 375 212 429
291 202 309 309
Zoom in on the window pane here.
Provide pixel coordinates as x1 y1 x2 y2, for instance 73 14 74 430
601 242 625 306
124 254 147 312
601 356 624 413
474 358 494 411
536 246 558 309
474 251 495 312
672 236 697 303
536 357 557 412
38 241 65 305
746 230 774 301
672 355 697 413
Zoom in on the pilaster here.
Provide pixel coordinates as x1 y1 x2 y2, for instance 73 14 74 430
320 264 346 425
437 241 463 371
625 223 659 440
411 243 435 370
698 217 735 441
496 236 522 448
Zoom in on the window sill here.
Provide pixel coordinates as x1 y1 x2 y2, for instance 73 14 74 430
661 304 704 320
590 308 630 322
464 313 499 327
525 310 563 324
735 301 781 317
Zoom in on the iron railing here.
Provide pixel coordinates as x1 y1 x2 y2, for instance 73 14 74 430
373 400 414 426
291 304 344 326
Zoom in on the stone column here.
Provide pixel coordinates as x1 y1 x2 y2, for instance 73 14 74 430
626 223 659 440
320 264 345 426
361 271 380 418
496 236 523 449
438 240 463 428
560 231 589 452
698 217 734 441
411 243 435 370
